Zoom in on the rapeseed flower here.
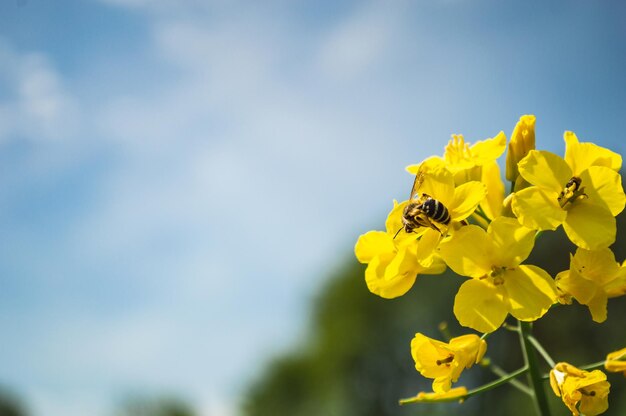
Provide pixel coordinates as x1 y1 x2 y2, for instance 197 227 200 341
355 201 445 299
550 362 610 416
555 248 626 322
437 216 557 333
511 132 624 249
411 333 486 393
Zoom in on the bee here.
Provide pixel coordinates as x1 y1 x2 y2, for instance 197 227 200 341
396 171 451 236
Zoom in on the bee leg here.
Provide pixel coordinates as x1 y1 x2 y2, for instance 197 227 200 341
424 217 442 234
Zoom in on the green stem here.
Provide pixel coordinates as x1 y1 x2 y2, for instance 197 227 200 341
518 321 552 416
527 335 556 368
578 360 606 371
399 366 529 405
487 362 532 396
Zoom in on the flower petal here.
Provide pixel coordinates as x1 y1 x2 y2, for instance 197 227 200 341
470 131 507 165
570 248 620 286
385 200 407 236
480 161 505 219
454 279 508 333
512 186 566 230
355 231 394 263
563 202 616 250
586 292 608 323
411 333 452 378
518 150 572 193
365 249 418 299
419 162 456 206
564 131 622 174
416 228 442 266
449 181 486 220
580 166 626 216
437 225 493 278
556 267 601 305
504 265 557 321
488 217 535 267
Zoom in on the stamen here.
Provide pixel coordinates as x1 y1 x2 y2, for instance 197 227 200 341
558 176 585 208
436 355 454 366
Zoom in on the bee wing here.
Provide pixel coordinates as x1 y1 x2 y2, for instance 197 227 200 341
408 171 424 201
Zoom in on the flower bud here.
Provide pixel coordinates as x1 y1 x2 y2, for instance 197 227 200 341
506 115 536 183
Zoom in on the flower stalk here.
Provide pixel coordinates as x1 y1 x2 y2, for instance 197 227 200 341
519 321 552 416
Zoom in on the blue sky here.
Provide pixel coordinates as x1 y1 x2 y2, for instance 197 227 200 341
1 0 625 415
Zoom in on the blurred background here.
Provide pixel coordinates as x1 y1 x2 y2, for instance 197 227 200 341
0 0 625 415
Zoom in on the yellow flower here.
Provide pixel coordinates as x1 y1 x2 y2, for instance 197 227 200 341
411 333 486 393
555 248 626 322
408 133 505 220
437 216 557 333
355 201 445 299
605 347 626 376
550 362 610 416
506 114 536 183
401 386 468 404
511 132 625 249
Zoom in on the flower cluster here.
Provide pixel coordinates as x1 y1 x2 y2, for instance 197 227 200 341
355 115 626 415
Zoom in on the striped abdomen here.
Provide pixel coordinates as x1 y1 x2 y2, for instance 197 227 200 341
420 197 451 224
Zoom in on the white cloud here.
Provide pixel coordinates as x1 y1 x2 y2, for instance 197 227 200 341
0 39 79 142
315 3 405 79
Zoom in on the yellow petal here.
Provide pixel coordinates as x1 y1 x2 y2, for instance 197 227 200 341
470 130 507 165
564 131 622 175
505 265 557 321
449 334 487 366
385 200 407 236
437 225 493 278
512 186 566 230
605 347 626 374
419 162 456 207
416 228 442 266
480 161 505 219
454 279 508 333
449 181 486 220
518 150 572 193
586 292 608 323
422 255 447 275
580 166 626 217
578 381 610 416
408 386 468 402
365 250 418 299
563 202 616 250
571 248 621 287
488 217 535 267
355 231 394 263
411 333 452 378
557 266 600 305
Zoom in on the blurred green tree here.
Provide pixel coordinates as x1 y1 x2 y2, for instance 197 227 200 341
0 389 27 416
115 396 195 416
